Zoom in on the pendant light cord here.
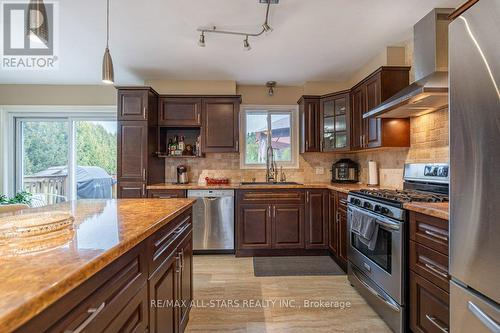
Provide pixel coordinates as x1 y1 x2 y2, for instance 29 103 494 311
106 0 110 48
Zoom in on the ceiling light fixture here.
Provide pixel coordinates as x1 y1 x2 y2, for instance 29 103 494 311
198 32 206 47
266 81 276 96
26 0 49 44
102 0 114 85
197 0 278 51
243 36 251 51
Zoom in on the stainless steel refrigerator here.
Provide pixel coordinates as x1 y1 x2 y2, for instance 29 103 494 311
449 0 500 332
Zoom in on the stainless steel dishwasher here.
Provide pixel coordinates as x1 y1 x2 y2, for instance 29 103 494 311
187 189 234 252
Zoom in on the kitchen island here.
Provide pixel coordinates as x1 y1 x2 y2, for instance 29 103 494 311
0 198 195 333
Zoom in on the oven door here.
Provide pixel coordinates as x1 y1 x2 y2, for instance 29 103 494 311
347 204 404 304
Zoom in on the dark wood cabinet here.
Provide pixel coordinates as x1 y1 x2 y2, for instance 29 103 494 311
117 89 149 121
202 97 240 153
327 190 347 271
238 204 272 250
305 189 328 249
117 87 164 198
409 212 450 333
298 96 321 152
117 182 145 198
320 91 350 151
272 204 305 249
410 271 450 333
177 232 193 332
350 66 411 149
159 97 202 127
117 121 147 183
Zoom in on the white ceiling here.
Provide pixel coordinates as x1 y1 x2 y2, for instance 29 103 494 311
1 0 462 86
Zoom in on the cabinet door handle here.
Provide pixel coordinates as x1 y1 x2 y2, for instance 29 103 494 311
268 206 271 219
236 139 239 151
143 106 146 119
143 169 146 181
175 254 181 273
305 140 309 149
425 315 449 333
72 302 106 333
142 184 146 197
197 111 201 124
273 206 276 218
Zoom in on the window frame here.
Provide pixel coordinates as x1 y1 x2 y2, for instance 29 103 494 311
1 105 116 198
239 105 299 169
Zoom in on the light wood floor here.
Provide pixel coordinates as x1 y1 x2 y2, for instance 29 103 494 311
185 255 391 333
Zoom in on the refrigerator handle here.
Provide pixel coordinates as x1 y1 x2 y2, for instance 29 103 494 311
468 301 500 333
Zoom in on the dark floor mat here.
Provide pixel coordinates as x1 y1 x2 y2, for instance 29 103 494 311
253 256 346 277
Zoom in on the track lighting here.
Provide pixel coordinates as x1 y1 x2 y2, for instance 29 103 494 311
243 37 251 51
196 0 278 51
198 33 206 47
102 0 114 84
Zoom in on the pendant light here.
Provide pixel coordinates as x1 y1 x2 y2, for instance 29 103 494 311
102 0 114 84
27 0 49 44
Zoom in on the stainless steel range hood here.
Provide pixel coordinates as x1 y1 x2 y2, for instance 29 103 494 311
364 8 454 119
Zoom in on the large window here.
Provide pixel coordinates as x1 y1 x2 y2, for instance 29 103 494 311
13 112 116 206
240 106 298 169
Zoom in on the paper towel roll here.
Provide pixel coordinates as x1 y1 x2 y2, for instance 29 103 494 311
368 161 379 186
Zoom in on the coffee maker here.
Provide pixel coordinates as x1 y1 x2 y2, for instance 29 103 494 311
176 165 189 184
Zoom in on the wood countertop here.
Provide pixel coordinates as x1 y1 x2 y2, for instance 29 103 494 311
403 202 449 220
147 182 382 194
0 198 195 332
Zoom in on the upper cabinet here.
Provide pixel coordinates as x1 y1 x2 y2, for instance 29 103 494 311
118 89 150 121
320 91 350 152
298 96 321 153
202 97 240 153
351 66 411 149
159 97 202 127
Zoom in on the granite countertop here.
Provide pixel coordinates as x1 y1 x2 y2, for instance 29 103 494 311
403 202 449 220
147 182 381 194
0 198 195 332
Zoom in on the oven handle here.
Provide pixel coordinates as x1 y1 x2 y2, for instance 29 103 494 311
351 269 401 313
348 205 401 231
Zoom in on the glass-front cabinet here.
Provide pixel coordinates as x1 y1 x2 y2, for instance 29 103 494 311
320 91 350 151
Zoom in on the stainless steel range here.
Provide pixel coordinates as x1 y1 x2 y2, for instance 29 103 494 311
347 163 449 333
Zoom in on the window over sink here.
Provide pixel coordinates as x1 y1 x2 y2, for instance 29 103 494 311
240 106 299 169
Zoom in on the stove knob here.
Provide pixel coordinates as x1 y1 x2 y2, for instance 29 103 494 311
363 202 372 209
380 207 390 214
374 204 381 212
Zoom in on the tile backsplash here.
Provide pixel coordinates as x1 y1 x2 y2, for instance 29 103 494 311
164 109 449 189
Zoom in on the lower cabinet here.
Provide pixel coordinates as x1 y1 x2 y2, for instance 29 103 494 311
238 203 304 250
117 182 145 198
17 208 194 333
409 211 450 333
305 189 328 249
327 190 348 271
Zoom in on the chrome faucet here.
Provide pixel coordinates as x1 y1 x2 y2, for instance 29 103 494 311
266 144 277 183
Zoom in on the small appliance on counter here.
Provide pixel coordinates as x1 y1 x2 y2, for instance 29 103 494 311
331 159 359 183
176 165 189 184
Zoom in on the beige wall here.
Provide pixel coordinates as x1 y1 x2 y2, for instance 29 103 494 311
0 84 116 105
237 85 303 105
146 80 236 95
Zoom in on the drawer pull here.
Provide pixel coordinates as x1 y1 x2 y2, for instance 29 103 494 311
419 255 448 278
425 314 449 333
424 262 448 278
468 301 500 333
71 302 106 333
424 229 448 241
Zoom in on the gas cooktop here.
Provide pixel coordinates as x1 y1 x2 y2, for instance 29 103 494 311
353 188 449 204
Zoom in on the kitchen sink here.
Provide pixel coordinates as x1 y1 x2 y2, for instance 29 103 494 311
240 181 302 185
